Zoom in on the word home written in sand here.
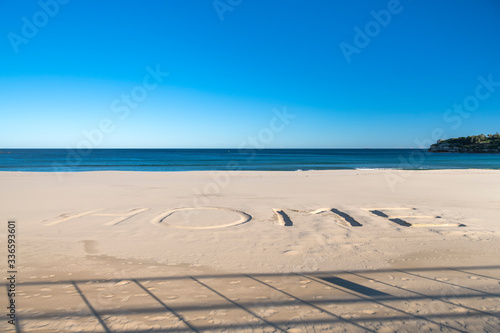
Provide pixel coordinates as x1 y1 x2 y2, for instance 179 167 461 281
42 206 464 230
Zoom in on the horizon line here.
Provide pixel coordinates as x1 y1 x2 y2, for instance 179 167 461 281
0 147 428 150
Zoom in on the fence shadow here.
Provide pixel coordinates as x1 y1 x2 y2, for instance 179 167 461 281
5 265 500 332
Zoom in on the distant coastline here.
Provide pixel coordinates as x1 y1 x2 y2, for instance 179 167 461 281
429 134 500 153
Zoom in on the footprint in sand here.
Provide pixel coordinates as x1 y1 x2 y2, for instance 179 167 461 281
436 277 450 281
209 310 228 316
114 280 131 286
450 307 468 313
361 309 376 315
287 306 301 310
256 296 270 300
150 316 170 321
288 329 306 333
260 309 278 317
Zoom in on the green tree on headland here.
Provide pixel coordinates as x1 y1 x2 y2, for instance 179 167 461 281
430 133 500 153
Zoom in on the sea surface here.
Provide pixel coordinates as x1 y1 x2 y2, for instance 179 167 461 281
0 149 499 172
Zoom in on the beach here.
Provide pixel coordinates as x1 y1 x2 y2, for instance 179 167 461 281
1 169 500 332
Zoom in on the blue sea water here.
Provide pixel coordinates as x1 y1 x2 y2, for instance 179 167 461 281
0 149 499 172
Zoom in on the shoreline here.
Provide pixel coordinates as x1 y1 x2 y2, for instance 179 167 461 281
1 167 500 174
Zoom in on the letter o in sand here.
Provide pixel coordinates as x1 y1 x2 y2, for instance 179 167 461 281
151 207 251 230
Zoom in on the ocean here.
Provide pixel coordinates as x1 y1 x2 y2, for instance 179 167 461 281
0 149 499 172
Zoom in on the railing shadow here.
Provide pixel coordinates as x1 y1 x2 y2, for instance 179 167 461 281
5 265 500 332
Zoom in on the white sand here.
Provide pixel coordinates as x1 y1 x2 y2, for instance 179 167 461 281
1 170 499 332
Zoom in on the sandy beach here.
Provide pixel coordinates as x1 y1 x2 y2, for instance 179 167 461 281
1 170 500 332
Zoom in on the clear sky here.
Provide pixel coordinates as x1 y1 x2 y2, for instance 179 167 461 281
1 0 499 148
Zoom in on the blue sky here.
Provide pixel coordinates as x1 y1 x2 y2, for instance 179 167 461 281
1 0 499 148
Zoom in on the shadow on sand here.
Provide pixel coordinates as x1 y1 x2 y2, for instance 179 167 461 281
5 265 500 332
